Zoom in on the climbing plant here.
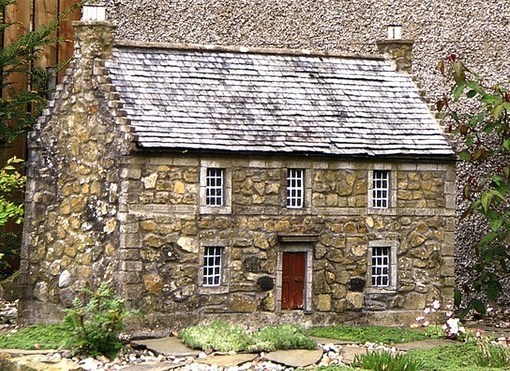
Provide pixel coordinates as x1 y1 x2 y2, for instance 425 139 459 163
438 55 510 314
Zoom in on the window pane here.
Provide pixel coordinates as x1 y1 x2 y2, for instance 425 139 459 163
373 170 390 209
371 246 390 287
287 169 304 208
206 168 224 206
203 246 223 286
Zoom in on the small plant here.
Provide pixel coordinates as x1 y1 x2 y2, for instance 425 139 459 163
180 320 251 352
0 324 75 350
416 300 466 340
352 350 423 371
475 336 510 368
308 325 428 344
180 320 317 352
63 282 137 358
250 325 316 352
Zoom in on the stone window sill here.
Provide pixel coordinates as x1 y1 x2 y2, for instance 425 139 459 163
365 287 397 295
198 285 229 295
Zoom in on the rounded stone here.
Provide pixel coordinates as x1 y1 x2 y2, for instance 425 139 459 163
59 270 72 288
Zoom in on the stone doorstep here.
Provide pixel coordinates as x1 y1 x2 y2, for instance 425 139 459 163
261 349 323 368
196 353 257 367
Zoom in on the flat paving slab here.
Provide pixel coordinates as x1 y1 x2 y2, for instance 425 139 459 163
397 339 458 351
340 345 367 365
132 337 200 357
262 348 323 368
197 353 257 367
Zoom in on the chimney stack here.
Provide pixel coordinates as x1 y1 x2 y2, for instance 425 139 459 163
377 25 414 74
73 0 115 63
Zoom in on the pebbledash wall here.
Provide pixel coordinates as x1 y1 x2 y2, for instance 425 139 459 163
104 0 510 302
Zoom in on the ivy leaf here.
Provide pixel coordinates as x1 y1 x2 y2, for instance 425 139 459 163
487 281 502 301
454 289 462 308
466 89 477 98
492 104 504 119
458 150 472 161
476 231 498 248
490 219 503 232
470 299 486 314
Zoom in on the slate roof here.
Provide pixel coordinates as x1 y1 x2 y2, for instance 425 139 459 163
106 43 453 158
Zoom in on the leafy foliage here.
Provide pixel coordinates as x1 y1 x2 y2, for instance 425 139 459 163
0 0 63 150
352 350 423 371
307 325 430 344
0 157 25 227
437 56 510 313
0 324 75 350
63 282 137 358
475 336 510 368
0 157 25 263
180 320 317 353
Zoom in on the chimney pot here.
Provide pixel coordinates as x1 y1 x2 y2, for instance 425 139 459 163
82 2 106 21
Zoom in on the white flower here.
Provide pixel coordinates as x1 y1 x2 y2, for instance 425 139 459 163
446 311 453 317
459 326 465 333
422 320 430 327
447 318 460 334
423 307 431 315
416 316 425 321
442 324 448 330
432 300 441 310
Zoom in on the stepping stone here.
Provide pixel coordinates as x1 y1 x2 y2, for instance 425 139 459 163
119 361 186 370
132 337 200 357
197 354 256 367
340 345 367 365
262 349 323 368
397 339 457 351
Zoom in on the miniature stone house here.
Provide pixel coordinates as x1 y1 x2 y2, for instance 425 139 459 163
19 19 456 328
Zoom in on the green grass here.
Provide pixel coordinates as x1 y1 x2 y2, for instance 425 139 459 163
352 350 423 371
308 325 431 344
408 343 505 371
0 324 76 350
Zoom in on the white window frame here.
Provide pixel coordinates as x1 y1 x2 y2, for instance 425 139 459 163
200 160 232 214
367 240 398 292
371 246 390 286
198 240 230 294
287 168 305 209
202 246 223 287
205 168 224 207
368 165 396 212
372 170 390 209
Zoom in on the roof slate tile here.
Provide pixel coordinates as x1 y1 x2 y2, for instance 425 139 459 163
105 45 453 157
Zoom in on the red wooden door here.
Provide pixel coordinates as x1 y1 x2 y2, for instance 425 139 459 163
282 252 306 310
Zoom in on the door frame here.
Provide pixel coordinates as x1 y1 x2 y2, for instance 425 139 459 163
275 243 313 313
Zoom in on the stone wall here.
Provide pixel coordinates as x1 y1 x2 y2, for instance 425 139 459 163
115 154 455 328
19 22 134 322
104 0 510 303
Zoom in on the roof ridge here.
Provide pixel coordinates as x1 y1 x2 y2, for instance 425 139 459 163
113 39 386 61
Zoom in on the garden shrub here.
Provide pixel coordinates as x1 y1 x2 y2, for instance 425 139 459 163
249 324 316 352
180 320 317 352
180 320 251 352
352 350 423 371
64 282 138 358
